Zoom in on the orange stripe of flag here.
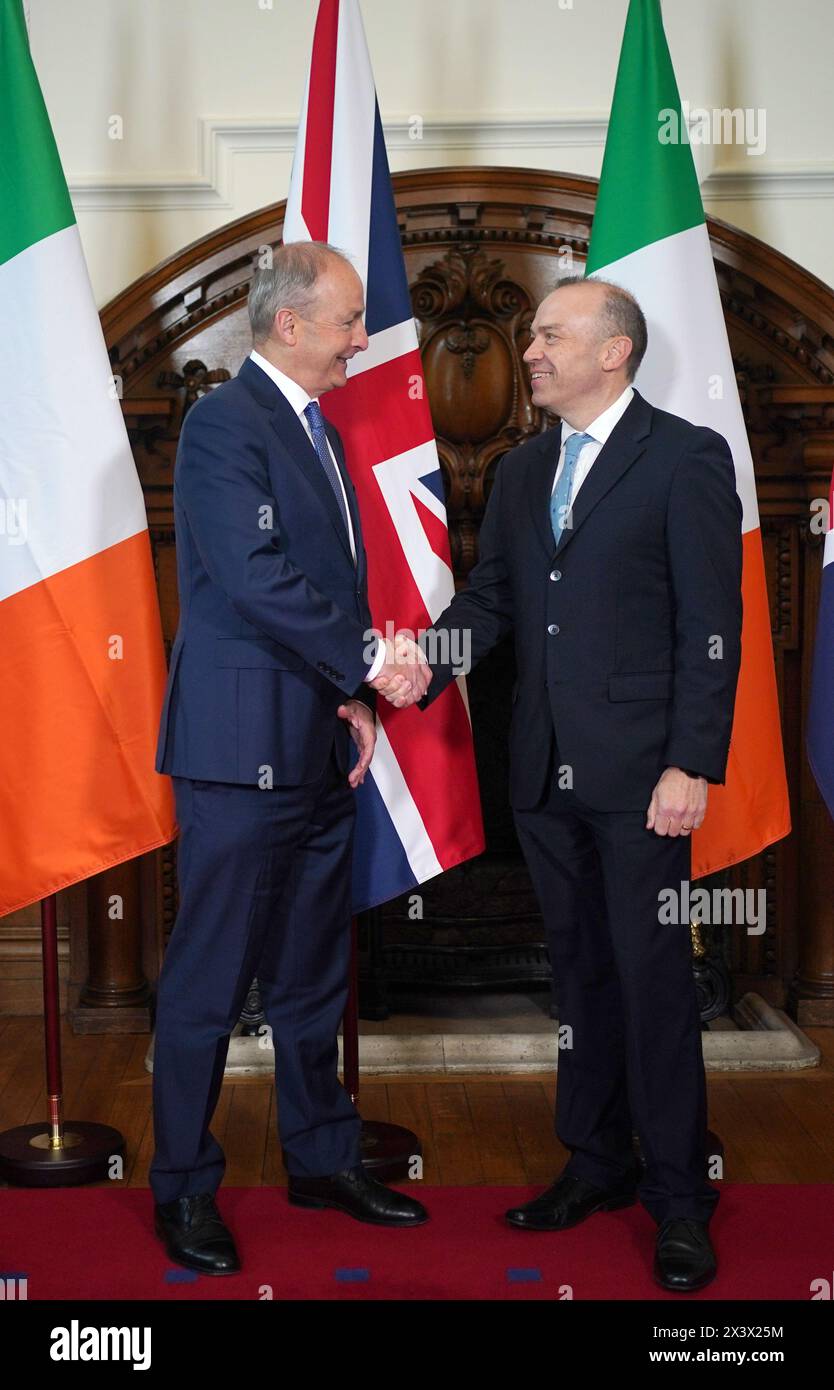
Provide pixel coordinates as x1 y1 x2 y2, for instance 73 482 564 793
692 527 791 879
0 532 177 916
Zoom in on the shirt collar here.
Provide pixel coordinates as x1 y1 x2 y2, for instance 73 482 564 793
249 348 318 420
560 384 634 449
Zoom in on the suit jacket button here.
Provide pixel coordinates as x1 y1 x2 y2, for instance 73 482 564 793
547 623 560 635
550 569 561 581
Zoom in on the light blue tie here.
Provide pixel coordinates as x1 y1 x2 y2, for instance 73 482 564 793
550 431 593 545
303 400 352 546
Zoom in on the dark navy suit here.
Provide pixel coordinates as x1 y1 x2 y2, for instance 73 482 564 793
421 389 743 1223
150 356 375 1202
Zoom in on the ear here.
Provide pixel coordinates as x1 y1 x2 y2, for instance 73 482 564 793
602 334 633 373
273 307 298 345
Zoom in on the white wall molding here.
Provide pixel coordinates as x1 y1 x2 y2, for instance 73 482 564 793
701 163 834 202
66 115 834 212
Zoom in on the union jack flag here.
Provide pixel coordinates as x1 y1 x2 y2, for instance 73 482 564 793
283 0 485 911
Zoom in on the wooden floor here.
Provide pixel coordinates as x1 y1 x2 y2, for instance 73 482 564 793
1 1016 833 1187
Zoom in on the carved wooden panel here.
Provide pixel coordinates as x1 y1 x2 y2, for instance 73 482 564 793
67 168 834 1025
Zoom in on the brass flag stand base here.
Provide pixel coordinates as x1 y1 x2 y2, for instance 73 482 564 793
0 1119 125 1188
0 895 126 1188
357 1120 419 1179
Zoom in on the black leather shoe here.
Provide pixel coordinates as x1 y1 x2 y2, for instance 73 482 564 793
288 1164 428 1226
506 1172 637 1231
654 1217 716 1292
154 1192 241 1275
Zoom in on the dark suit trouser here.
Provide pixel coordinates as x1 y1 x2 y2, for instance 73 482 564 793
149 749 362 1204
513 744 719 1226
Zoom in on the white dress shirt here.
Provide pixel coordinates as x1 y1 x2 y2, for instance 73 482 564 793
248 349 386 685
551 385 635 507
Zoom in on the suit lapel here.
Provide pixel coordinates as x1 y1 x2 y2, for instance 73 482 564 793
326 421 367 586
239 357 355 568
528 426 564 560
529 392 653 559
268 403 356 569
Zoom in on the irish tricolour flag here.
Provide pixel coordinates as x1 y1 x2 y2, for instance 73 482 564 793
0 1 176 915
587 0 791 877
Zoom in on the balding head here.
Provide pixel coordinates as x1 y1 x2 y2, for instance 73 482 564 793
524 275 648 428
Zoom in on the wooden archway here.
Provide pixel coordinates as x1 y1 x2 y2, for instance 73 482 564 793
68 168 834 1031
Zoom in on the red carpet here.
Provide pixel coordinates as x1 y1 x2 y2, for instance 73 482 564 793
1 1184 831 1300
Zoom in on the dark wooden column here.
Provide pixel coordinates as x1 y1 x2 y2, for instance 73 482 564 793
70 860 153 1033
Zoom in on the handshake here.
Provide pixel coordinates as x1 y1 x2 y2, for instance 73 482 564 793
369 634 433 709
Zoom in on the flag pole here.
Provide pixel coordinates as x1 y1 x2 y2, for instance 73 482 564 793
343 913 421 1180
0 893 125 1186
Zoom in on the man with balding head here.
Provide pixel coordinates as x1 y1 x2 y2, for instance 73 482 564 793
150 242 430 1273
416 275 743 1291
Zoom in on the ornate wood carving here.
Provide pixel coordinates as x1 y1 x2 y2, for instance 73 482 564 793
58 167 834 1028
410 245 538 577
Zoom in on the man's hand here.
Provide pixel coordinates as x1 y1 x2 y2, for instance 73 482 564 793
646 767 707 837
337 699 377 788
369 634 432 709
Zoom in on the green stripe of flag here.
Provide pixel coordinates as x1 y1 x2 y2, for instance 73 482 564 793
0 0 75 268
586 0 704 274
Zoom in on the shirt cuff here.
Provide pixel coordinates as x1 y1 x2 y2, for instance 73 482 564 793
365 637 387 683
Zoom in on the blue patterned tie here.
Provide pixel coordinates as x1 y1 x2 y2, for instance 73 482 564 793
550 431 593 545
303 400 352 546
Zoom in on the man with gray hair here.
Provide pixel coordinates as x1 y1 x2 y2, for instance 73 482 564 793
151 241 430 1274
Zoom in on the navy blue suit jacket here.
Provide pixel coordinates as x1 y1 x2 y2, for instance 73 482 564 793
421 389 744 812
155 356 375 786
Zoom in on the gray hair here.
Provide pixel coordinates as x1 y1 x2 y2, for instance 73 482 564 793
553 274 648 381
248 241 353 344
